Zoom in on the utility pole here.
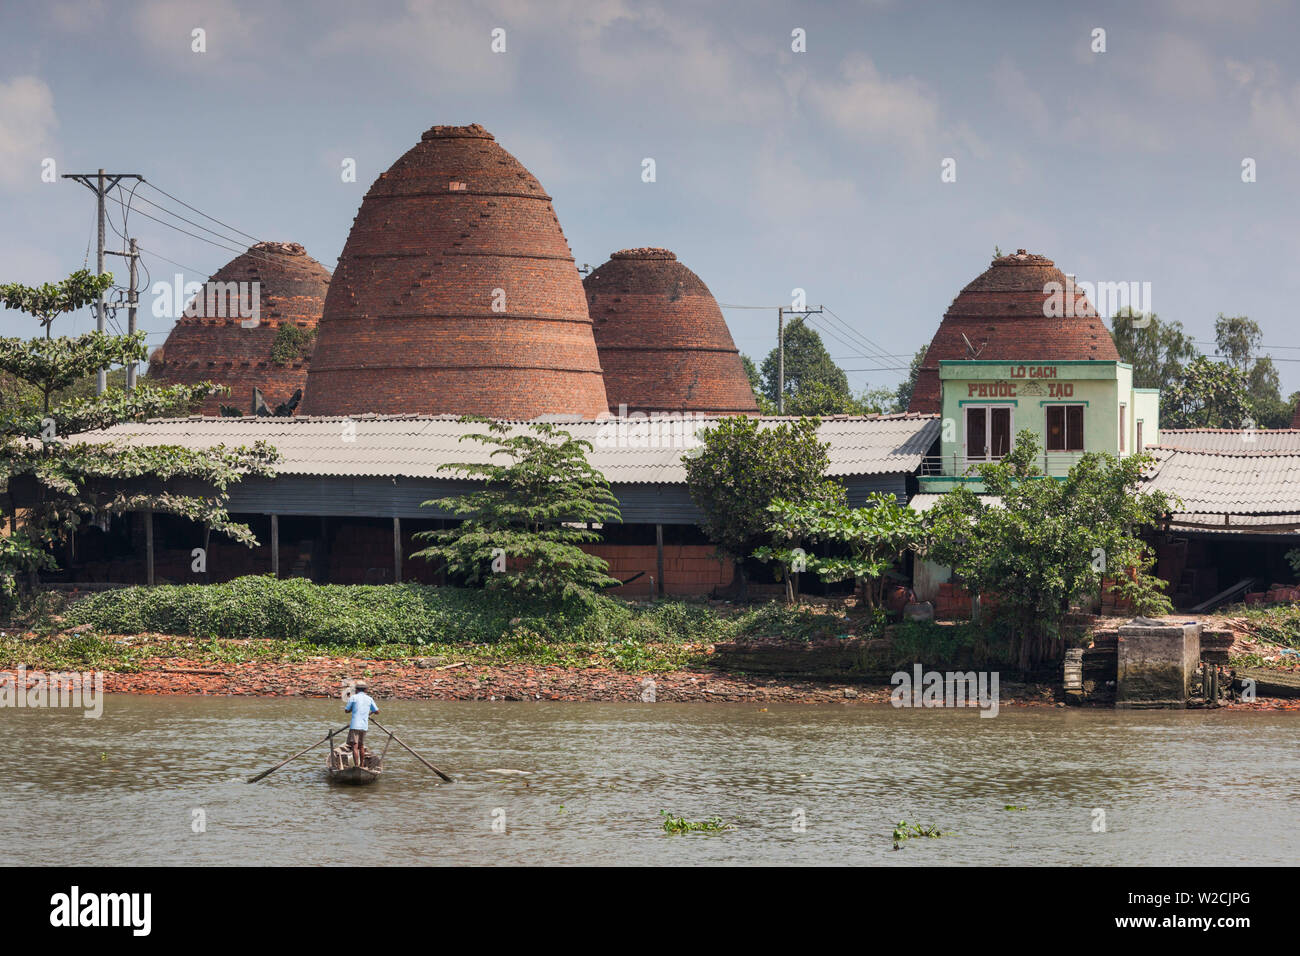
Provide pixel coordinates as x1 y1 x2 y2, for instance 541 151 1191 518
776 305 823 414
106 239 141 389
62 169 144 393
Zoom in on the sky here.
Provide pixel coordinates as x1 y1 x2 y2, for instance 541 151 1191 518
2 0 1299 396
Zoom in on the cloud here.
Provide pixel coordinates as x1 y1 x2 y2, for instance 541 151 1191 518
1245 77 1300 152
130 0 262 65
1222 58 1300 153
748 143 861 230
1143 34 1218 101
991 59 1053 135
48 0 107 32
0 75 58 190
804 53 948 159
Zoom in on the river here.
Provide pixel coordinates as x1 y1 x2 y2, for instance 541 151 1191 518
5 696 1296 865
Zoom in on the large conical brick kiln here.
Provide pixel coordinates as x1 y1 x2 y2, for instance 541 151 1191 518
301 123 608 418
584 248 757 416
908 249 1120 414
148 241 329 415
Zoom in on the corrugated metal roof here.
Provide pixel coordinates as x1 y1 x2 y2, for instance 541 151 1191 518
1166 512 1300 535
1154 429 1300 453
1142 447 1300 516
76 413 940 484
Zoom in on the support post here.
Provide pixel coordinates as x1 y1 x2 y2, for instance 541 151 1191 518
95 169 105 394
655 523 665 597
62 170 142 392
393 516 402 584
270 514 279 577
777 307 785 414
126 238 138 389
145 510 155 586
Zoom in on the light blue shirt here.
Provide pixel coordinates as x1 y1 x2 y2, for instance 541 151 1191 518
346 692 378 731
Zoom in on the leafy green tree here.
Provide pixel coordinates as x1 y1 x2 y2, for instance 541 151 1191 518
895 346 927 411
754 493 922 608
1214 314 1261 371
0 271 277 613
1213 314 1289 427
412 418 622 605
740 354 776 413
783 380 860 416
924 430 1174 669
684 416 842 599
1161 356 1253 429
858 385 900 414
759 318 853 411
1110 309 1199 393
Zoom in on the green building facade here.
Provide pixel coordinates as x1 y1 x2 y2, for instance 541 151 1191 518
919 359 1159 493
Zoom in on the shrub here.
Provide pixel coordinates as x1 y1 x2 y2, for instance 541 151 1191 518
62 577 870 650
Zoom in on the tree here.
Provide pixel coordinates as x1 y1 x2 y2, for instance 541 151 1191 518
895 346 927 411
740 354 776 413
858 386 900 414
0 271 277 613
1110 310 1198 393
683 416 842 599
1214 314 1261 371
1161 356 1253 429
1212 314 1289 428
924 430 1174 669
754 493 922 609
759 318 854 411
412 418 622 605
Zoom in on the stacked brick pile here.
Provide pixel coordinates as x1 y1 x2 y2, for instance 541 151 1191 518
931 581 1000 619
581 542 734 597
302 123 609 418
149 241 330 415
908 249 1120 414
584 248 759 415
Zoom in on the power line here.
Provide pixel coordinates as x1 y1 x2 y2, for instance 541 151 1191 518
142 181 261 244
102 188 301 273
131 190 262 251
102 189 247 257
821 306 898 366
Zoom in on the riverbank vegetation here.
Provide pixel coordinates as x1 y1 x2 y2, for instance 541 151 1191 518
1220 602 1300 652
57 576 850 647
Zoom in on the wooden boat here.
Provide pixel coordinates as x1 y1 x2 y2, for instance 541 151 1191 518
326 731 385 785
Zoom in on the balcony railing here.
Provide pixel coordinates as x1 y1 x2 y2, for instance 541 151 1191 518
920 450 1090 477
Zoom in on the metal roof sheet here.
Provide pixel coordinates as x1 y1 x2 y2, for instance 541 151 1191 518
76 413 941 484
1153 429 1300 453
1141 447 1300 516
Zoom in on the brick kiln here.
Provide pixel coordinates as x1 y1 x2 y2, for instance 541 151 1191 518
908 249 1119 414
148 241 330 415
584 248 759 416
300 123 609 418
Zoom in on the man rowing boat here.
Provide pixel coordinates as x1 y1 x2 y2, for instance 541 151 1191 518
345 680 378 768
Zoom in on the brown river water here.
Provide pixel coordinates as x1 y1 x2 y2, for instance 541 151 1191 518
4 696 1297 865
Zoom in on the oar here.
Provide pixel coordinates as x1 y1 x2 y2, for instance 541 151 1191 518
371 720 453 782
248 724 350 783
